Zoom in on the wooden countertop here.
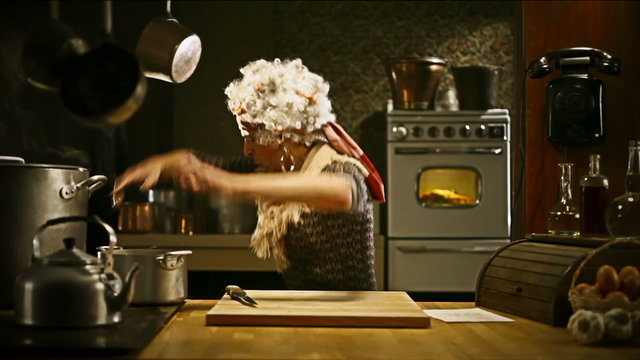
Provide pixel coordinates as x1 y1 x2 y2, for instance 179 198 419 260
138 300 640 360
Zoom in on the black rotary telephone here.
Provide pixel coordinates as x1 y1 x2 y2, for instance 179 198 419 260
527 47 621 146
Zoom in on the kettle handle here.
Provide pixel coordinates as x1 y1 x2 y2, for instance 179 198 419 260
32 215 118 273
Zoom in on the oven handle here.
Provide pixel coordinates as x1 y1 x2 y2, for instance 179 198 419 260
396 246 500 254
394 147 503 155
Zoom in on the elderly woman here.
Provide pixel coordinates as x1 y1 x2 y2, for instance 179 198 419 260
112 58 384 291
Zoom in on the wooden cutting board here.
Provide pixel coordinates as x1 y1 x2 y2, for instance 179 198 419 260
205 290 430 328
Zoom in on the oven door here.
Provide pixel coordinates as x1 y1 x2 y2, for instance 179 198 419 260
387 141 510 238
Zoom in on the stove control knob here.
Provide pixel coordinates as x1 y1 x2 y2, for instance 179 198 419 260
476 125 488 138
427 126 440 138
444 126 455 138
411 126 424 138
391 125 409 140
460 125 472 138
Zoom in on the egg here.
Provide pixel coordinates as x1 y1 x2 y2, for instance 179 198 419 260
596 264 620 296
581 284 602 298
619 265 640 301
574 282 592 295
605 290 631 307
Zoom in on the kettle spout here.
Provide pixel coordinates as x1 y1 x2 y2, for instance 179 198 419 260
107 263 141 312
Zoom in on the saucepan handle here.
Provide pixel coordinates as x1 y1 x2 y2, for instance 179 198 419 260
156 250 192 270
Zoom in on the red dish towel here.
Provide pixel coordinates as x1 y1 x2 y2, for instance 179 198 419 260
322 122 386 203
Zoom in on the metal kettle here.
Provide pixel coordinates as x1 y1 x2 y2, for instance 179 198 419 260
14 215 140 327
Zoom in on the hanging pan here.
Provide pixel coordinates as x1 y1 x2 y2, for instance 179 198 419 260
60 0 147 128
21 0 89 91
135 0 202 84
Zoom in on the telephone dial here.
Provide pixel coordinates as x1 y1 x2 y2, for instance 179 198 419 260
527 47 621 146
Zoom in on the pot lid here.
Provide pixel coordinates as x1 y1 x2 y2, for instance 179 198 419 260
0 162 88 171
0 155 88 171
0 163 88 171
42 237 101 265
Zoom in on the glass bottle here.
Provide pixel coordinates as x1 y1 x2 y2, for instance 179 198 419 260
547 163 580 236
605 140 640 238
579 154 609 237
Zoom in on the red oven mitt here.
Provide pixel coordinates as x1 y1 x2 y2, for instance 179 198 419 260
322 122 386 203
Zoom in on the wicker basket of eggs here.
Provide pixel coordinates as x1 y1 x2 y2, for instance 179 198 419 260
567 238 640 345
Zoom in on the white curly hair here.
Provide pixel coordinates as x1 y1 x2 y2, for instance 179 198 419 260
224 58 335 146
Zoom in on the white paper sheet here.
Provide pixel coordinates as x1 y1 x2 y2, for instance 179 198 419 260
423 308 514 323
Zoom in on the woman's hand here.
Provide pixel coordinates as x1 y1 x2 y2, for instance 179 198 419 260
111 149 212 206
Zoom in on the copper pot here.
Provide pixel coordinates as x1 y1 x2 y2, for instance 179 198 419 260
118 202 155 233
135 0 202 84
385 57 448 110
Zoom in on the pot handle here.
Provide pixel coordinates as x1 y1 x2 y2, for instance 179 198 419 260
97 245 123 253
0 156 25 164
156 250 192 270
60 175 108 199
32 215 118 274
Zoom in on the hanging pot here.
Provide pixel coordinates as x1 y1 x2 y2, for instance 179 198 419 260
59 0 147 128
21 0 90 91
0 156 108 308
135 0 202 84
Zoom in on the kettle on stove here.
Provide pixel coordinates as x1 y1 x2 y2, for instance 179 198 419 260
14 215 140 327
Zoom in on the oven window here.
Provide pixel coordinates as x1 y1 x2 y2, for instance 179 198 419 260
417 167 481 207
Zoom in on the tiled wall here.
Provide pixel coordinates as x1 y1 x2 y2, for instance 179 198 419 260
273 1 514 141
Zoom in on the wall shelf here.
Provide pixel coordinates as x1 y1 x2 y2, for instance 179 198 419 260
117 233 274 272
117 233 386 288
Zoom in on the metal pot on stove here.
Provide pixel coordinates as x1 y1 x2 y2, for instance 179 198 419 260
99 247 192 305
385 56 448 110
0 156 108 308
14 215 140 327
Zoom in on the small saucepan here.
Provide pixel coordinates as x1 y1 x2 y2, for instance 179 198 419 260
135 0 202 84
60 0 147 128
98 247 192 305
21 0 89 91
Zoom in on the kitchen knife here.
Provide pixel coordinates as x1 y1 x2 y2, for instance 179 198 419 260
225 285 258 306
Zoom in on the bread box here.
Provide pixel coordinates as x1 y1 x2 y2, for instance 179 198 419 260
475 235 640 326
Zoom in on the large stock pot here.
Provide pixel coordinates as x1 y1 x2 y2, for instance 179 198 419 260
0 156 107 307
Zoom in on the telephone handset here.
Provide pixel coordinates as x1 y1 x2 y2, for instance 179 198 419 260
527 47 621 79
526 47 621 146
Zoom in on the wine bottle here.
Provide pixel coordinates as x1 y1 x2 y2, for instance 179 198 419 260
579 154 609 237
605 140 640 238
